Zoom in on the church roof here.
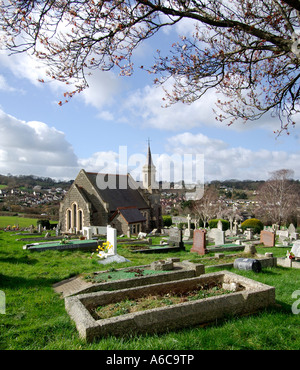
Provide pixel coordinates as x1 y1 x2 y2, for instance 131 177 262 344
112 207 146 224
85 172 149 212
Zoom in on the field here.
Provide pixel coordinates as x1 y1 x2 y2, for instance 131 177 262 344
0 216 57 229
0 227 299 351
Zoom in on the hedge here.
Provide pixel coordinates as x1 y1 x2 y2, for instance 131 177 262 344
241 218 263 234
208 219 229 231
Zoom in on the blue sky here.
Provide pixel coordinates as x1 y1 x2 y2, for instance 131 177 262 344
0 19 299 183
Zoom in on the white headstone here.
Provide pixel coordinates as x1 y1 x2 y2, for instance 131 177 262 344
214 229 225 245
138 232 147 239
107 225 117 255
184 228 191 238
288 223 296 235
291 240 300 258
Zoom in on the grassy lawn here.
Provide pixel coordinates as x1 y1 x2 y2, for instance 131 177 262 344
0 216 58 229
0 230 299 350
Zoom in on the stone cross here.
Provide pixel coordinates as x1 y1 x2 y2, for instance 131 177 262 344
187 214 191 232
229 216 233 234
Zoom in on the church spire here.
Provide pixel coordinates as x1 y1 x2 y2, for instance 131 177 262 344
142 139 156 191
147 138 154 167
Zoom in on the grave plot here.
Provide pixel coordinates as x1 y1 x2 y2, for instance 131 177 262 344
23 238 99 252
53 258 205 298
65 270 275 342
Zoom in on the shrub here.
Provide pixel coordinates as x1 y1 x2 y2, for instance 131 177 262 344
241 218 263 234
37 219 50 230
208 219 229 231
162 215 172 227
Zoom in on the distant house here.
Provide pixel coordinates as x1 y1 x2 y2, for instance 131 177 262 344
59 144 162 235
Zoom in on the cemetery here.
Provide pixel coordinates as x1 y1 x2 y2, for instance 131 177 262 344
0 215 300 349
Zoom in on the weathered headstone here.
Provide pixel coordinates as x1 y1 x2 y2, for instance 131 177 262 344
245 228 253 240
291 240 300 258
288 223 298 240
244 243 257 255
168 228 184 249
183 228 191 240
260 230 275 247
277 230 289 241
138 232 147 239
217 220 223 230
55 225 60 237
288 223 296 235
191 229 208 255
214 228 225 245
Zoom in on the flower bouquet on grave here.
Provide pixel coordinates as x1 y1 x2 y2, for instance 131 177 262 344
96 241 113 259
288 251 295 260
60 237 70 245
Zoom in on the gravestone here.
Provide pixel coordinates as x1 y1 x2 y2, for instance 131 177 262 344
288 223 296 235
217 220 223 230
107 225 117 255
291 240 300 258
229 216 233 235
55 225 61 237
233 220 238 235
168 228 185 249
191 229 208 255
260 230 275 247
138 232 147 239
288 223 298 240
277 230 289 241
214 228 225 245
183 228 191 241
245 229 253 240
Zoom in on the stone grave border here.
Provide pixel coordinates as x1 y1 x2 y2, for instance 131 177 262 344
53 258 205 298
65 270 275 342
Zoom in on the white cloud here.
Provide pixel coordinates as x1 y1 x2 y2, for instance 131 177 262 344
165 132 300 181
0 109 80 179
78 151 120 173
122 81 248 132
80 69 123 110
123 82 220 131
0 50 49 87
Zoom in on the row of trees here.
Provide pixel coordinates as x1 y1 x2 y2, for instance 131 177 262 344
192 169 300 226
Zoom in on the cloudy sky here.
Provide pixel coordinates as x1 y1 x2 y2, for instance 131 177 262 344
0 17 300 183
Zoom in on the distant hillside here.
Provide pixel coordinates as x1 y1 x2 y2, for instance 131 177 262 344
0 174 73 190
210 179 265 191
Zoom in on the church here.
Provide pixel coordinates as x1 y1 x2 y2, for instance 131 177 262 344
59 144 162 235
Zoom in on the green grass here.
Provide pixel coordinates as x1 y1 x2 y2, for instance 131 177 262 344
0 216 39 228
0 230 299 350
0 216 58 229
